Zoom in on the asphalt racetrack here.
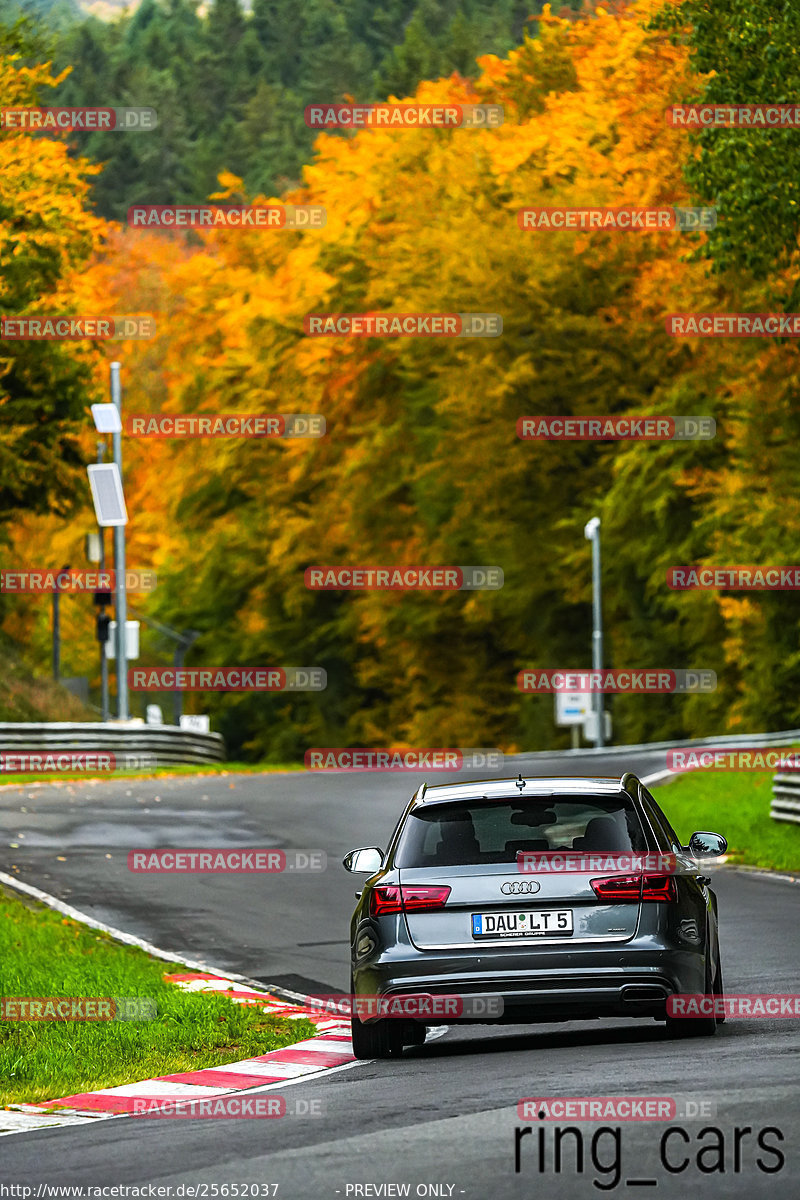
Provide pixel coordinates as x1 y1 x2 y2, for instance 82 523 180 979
2 752 799 1198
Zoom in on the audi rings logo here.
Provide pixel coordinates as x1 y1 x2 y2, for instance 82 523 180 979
501 880 540 895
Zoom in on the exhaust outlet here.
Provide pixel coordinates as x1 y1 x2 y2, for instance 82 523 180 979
621 984 668 1003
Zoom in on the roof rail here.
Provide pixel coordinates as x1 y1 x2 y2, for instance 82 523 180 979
620 771 638 792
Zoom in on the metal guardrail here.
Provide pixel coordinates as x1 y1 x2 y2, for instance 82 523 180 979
0 722 225 766
511 726 800 761
2 720 796 775
771 773 800 825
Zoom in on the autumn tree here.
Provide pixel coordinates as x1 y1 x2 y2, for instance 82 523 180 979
0 48 107 533
13 0 800 749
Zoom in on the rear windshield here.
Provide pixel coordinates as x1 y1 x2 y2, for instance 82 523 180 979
394 794 648 868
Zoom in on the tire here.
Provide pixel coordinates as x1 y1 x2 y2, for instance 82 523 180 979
405 1021 427 1046
713 948 725 1025
666 952 718 1039
349 975 405 1059
350 1013 404 1059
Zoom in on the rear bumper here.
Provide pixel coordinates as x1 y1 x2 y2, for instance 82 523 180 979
352 948 707 1024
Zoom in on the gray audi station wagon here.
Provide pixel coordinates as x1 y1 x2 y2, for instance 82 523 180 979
343 773 726 1058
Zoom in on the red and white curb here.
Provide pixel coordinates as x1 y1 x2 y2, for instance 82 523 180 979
2 973 355 1136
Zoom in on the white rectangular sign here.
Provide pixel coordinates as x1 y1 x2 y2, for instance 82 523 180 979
180 714 210 733
555 691 592 727
105 620 139 660
87 463 128 527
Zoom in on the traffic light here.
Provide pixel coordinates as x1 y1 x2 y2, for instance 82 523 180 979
96 613 111 644
94 590 113 607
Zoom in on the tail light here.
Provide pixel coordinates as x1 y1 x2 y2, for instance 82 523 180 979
369 884 451 916
370 885 403 915
641 874 678 902
590 873 677 903
401 885 451 911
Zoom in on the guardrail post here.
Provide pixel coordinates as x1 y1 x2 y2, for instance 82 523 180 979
771 773 800 825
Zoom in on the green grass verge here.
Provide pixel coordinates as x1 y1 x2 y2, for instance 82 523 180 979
0 762 302 786
653 769 800 873
0 885 315 1106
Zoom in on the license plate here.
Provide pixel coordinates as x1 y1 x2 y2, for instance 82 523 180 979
471 909 573 938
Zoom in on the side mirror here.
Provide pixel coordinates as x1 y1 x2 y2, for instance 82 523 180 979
687 831 728 858
342 847 383 874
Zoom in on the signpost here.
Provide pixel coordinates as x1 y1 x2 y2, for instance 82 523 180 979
87 364 129 721
555 691 592 748
583 516 605 748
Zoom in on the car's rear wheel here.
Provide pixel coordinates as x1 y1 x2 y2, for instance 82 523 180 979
713 947 725 1024
666 952 718 1038
349 976 405 1059
350 1012 404 1059
405 1021 427 1046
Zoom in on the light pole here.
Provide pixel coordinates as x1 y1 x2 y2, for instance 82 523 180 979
52 562 70 682
110 363 128 720
86 455 110 723
583 516 605 748
97 540 110 721
89 375 129 721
